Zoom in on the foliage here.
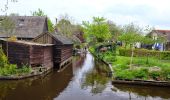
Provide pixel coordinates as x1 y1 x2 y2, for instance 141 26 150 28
0 16 15 36
83 17 111 43
56 18 73 36
0 48 31 76
115 70 134 80
132 68 148 79
119 48 170 60
113 56 170 81
149 71 161 80
31 8 54 32
0 48 8 67
99 51 116 63
161 67 170 80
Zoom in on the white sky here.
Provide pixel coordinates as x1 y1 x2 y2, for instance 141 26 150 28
0 0 170 29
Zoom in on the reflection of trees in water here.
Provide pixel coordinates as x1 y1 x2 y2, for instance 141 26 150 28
113 84 170 99
81 60 110 94
72 55 86 69
0 64 73 100
95 60 110 74
0 78 37 100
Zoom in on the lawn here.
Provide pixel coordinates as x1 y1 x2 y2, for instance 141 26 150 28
112 56 170 81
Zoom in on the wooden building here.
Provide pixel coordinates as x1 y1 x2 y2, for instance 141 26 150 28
0 16 48 40
33 32 73 69
0 39 53 69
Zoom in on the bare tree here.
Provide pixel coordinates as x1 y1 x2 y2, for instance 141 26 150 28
0 16 16 57
1 0 18 12
56 14 75 37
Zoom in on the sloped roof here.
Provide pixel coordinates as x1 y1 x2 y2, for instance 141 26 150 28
33 32 73 45
151 30 170 42
51 33 73 45
0 16 48 38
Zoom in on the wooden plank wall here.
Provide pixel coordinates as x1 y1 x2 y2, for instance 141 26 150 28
34 33 53 44
61 45 73 62
6 41 30 67
2 41 53 68
42 46 53 68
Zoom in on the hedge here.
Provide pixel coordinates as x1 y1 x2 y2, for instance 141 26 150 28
119 48 170 60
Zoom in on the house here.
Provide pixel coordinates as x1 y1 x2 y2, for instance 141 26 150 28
0 16 48 40
148 30 170 51
0 39 54 69
74 31 85 43
33 32 73 69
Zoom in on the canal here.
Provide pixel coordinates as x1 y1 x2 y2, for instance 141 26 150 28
0 52 170 100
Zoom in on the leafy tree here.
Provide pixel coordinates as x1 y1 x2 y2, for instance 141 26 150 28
118 23 144 69
31 8 54 32
83 17 111 43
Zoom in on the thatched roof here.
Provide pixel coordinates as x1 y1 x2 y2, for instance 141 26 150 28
0 16 48 39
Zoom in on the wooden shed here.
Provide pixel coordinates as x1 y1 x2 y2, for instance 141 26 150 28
33 32 73 69
1 39 54 69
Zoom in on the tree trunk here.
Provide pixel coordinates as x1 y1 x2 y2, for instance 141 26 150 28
130 44 134 69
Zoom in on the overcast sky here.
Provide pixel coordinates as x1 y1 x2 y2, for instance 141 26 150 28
1 0 170 29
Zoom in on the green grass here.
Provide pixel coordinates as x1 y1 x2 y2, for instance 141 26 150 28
0 64 31 76
112 56 170 81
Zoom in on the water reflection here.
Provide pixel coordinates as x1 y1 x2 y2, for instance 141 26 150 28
0 53 170 100
112 84 170 100
0 63 73 100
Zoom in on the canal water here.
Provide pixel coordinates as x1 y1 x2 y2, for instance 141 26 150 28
0 52 170 100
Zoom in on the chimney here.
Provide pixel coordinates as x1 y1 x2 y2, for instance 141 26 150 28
55 18 58 32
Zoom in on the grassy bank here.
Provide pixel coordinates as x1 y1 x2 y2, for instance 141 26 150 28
89 45 170 81
112 56 170 81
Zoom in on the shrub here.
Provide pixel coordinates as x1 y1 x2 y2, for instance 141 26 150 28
17 65 31 74
132 68 148 79
119 48 170 60
115 70 134 80
161 67 170 81
100 51 116 63
0 64 17 76
0 48 8 68
149 71 161 80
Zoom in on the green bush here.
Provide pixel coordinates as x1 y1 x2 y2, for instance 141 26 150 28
132 68 148 79
119 48 170 60
149 71 161 80
99 51 116 63
0 48 31 76
17 65 31 74
161 67 170 81
0 64 17 76
115 70 134 80
0 48 8 68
